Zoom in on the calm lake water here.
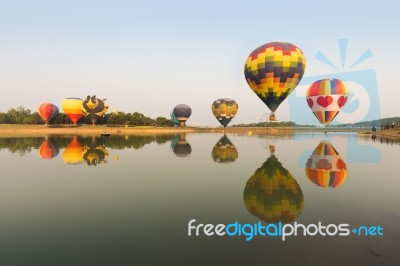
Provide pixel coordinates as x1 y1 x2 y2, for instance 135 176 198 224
0 132 399 265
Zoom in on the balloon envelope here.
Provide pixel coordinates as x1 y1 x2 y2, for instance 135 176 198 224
306 79 349 125
173 104 192 127
211 135 238 163
305 141 348 188
244 42 306 119
211 98 238 127
38 138 59 159
82 95 109 125
62 98 83 124
38 103 59 124
243 151 304 223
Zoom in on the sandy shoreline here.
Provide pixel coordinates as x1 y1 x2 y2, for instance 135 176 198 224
0 124 398 138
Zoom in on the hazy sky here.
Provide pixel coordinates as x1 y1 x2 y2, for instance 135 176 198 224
0 0 399 126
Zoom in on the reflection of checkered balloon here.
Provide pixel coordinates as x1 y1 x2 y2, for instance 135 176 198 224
244 42 306 113
211 98 238 127
211 135 238 163
243 155 304 223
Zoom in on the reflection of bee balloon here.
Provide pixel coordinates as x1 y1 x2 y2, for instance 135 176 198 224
243 147 304 223
171 134 191 157
38 137 60 160
82 138 109 166
62 136 84 164
211 135 238 163
305 141 347 188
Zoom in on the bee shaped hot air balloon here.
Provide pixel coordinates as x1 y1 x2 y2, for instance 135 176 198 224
244 42 306 121
211 135 238 163
211 98 238 127
173 104 191 127
305 141 348 188
243 146 304 223
306 79 349 125
62 98 83 125
38 137 60 160
62 136 84 164
170 134 192 157
38 103 59 125
82 95 109 125
82 137 109 166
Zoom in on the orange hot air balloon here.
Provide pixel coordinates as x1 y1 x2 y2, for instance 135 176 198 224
62 136 84 164
62 98 83 125
38 103 59 125
38 138 60 160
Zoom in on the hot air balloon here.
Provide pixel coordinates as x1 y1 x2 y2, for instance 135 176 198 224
211 135 238 163
170 110 180 126
38 103 59 125
244 42 306 121
171 134 191 157
38 137 60 159
305 141 348 188
62 98 83 125
243 146 304 223
211 98 238 127
82 95 109 125
62 136 84 164
82 137 109 166
306 79 349 125
173 104 191 127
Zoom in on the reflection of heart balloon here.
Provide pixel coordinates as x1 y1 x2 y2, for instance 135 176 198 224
244 42 306 121
305 141 348 188
306 79 349 125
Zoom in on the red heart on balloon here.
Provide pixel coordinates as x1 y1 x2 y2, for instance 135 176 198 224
307 98 313 108
337 96 348 108
317 96 333 108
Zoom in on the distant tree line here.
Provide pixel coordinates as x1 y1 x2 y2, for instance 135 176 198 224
0 106 172 126
231 121 316 128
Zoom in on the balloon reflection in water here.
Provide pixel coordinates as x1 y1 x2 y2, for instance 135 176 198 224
38 137 59 159
211 135 238 163
62 136 84 164
171 134 192 157
82 137 109 166
305 141 347 188
243 146 304 223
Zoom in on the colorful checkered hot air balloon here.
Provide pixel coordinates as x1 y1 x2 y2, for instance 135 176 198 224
211 135 238 163
305 141 348 188
243 147 304 223
211 98 238 127
306 79 349 125
244 42 306 121
38 137 60 160
62 98 83 125
38 103 59 125
82 95 109 125
173 104 192 127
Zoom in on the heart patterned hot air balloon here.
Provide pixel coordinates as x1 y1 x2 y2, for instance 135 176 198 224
244 42 306 121
82 95 109 125
62 98 83 125
243 146 304 223
38 103 59 125
173 104 192 127
305 141 348 188
306 79 349 125
211 98 238 127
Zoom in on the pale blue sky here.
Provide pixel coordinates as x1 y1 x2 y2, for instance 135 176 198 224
0 0 399 126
